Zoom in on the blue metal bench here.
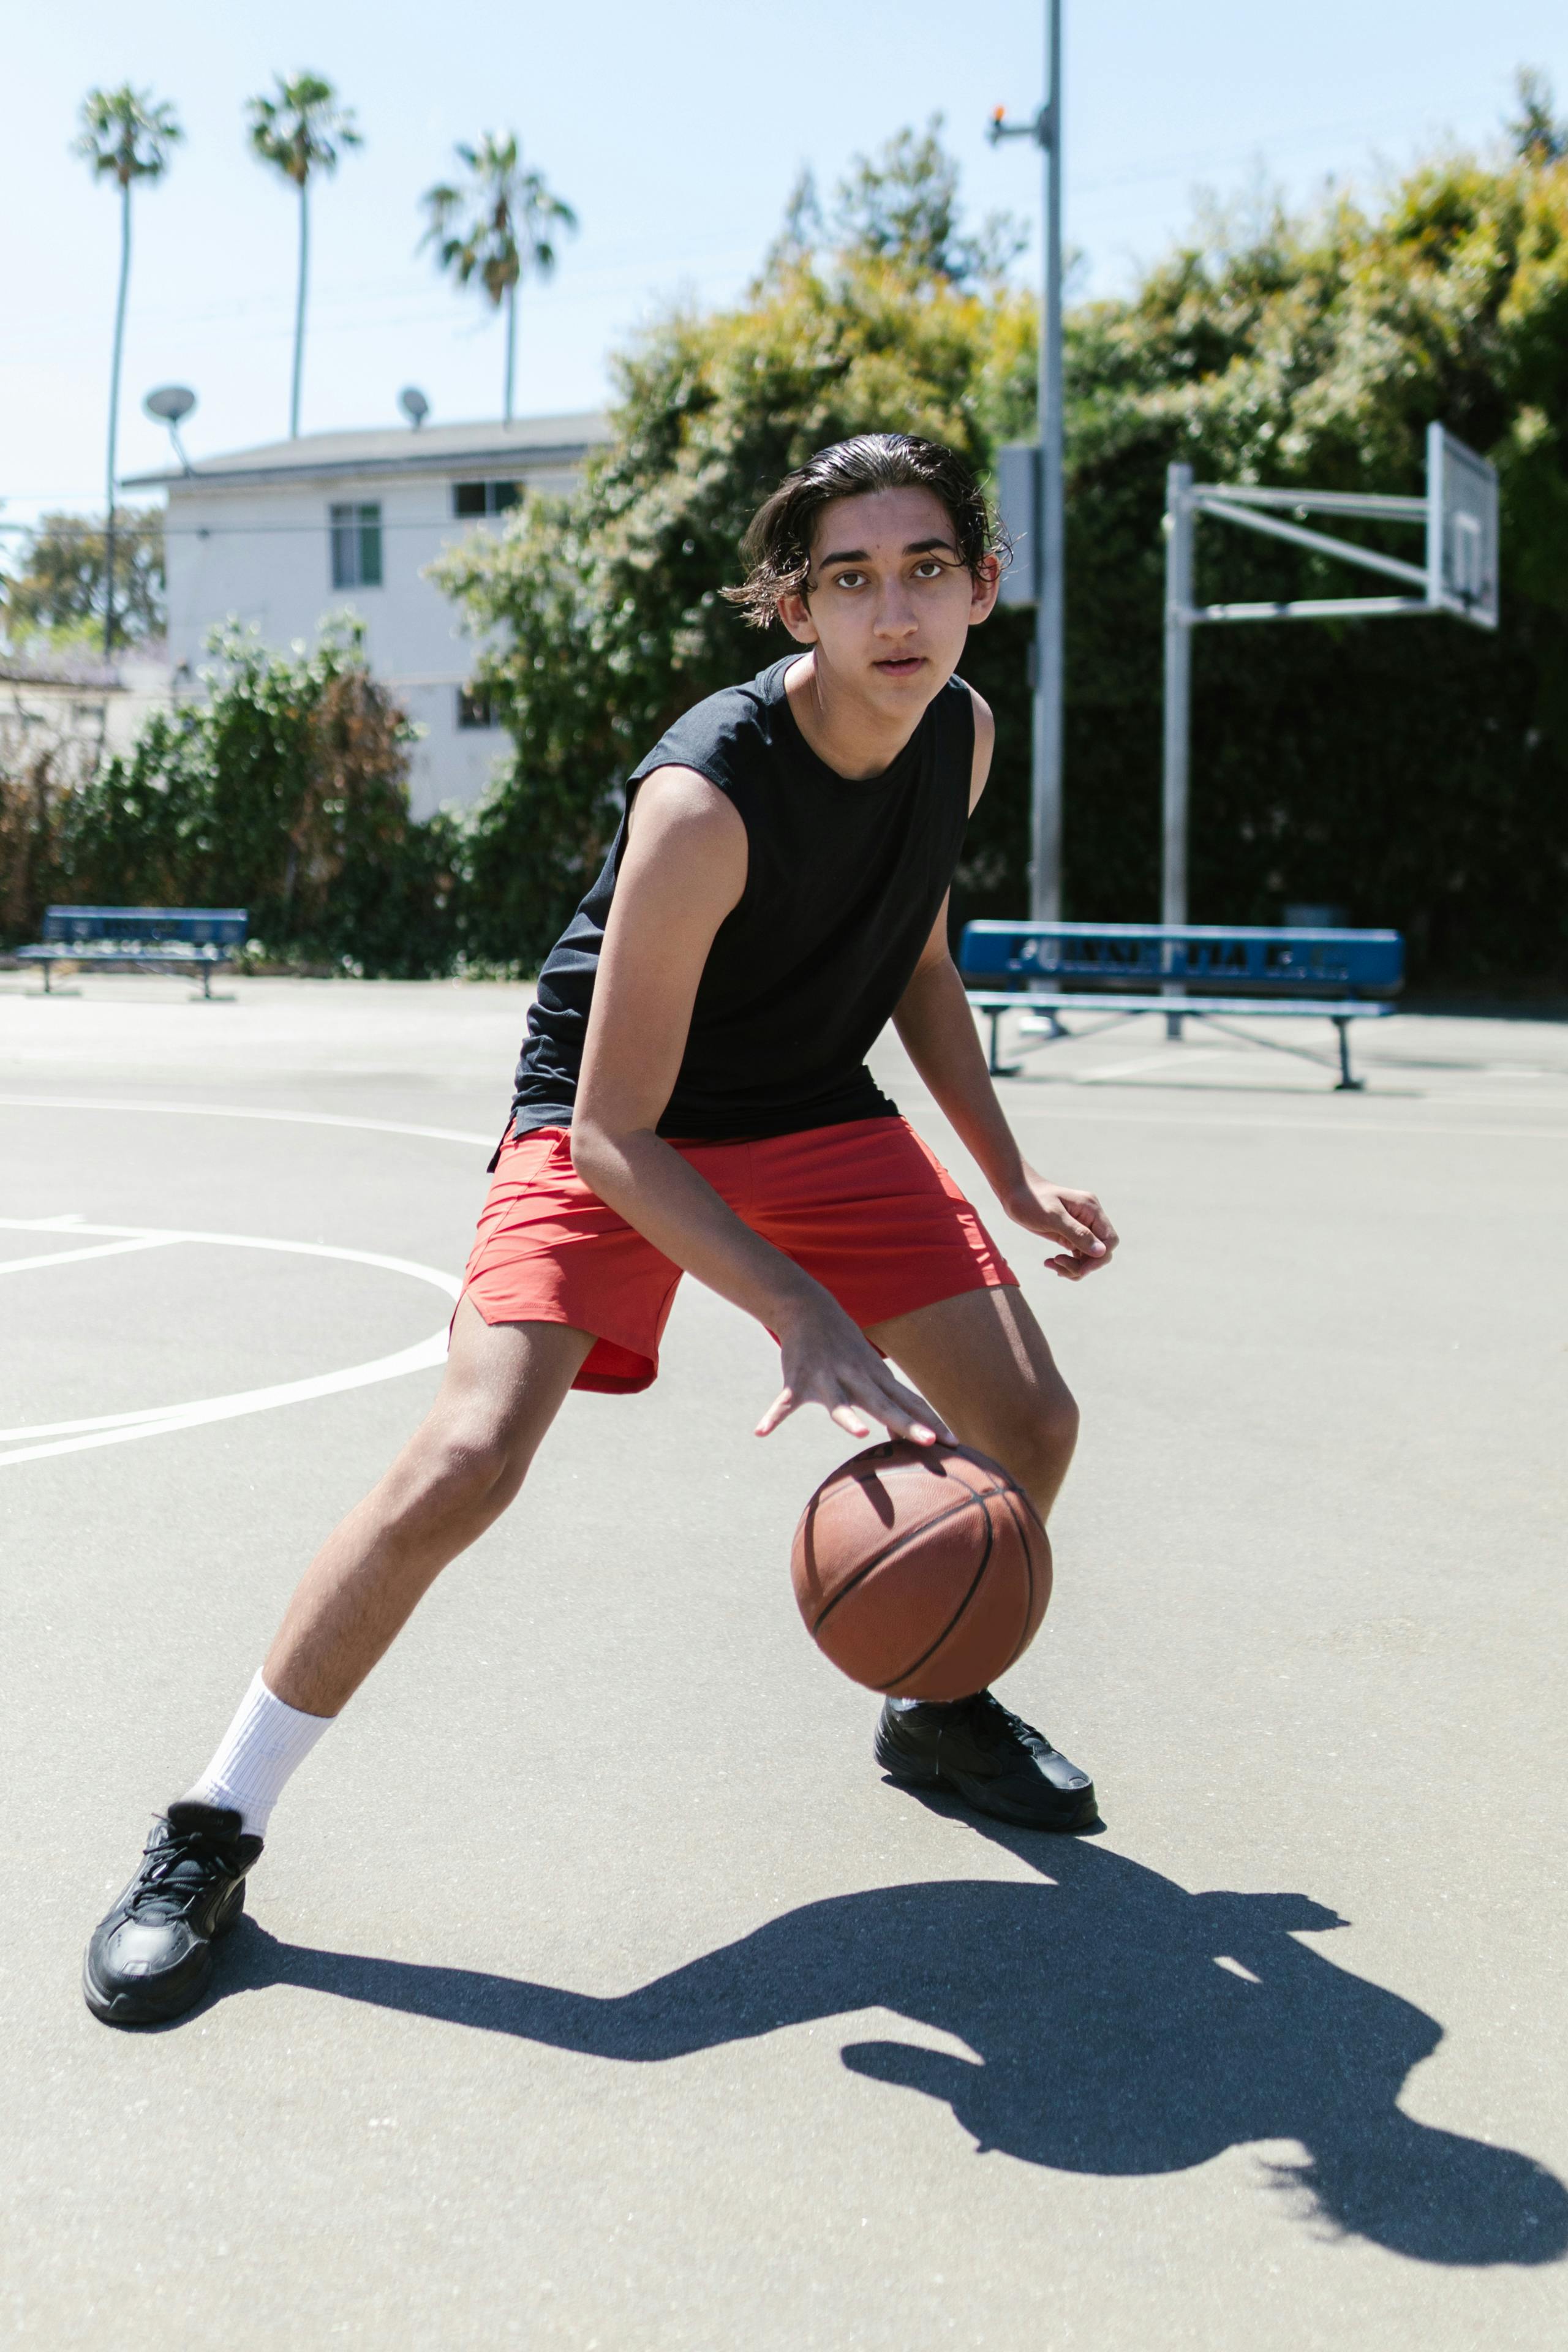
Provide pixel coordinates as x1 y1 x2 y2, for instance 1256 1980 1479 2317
959 921 1404 1091
17 906 248 999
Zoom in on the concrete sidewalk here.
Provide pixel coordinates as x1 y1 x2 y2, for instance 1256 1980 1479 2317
2 975 1565 2349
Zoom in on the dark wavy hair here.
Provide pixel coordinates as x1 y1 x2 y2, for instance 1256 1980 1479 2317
722 432 1006 629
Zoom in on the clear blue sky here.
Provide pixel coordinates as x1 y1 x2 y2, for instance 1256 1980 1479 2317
2 0 1563 530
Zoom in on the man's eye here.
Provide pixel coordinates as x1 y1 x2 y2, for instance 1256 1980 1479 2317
833 570 866 589
913 559 944 578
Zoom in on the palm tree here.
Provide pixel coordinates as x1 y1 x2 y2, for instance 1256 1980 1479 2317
246 74 363 439
74 85 182 658
421 135 577 424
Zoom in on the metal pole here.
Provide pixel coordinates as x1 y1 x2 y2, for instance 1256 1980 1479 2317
290 179 309 439
988 1 1065 921
1162 461 1193 1037
104 177 133 660
1031 0 1064 922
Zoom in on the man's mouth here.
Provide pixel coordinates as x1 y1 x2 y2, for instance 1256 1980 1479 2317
873 655 925 676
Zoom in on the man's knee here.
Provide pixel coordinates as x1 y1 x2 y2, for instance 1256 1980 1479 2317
985 1380 1079 1505
388 1412 530 1529
1024 1381 1080 1476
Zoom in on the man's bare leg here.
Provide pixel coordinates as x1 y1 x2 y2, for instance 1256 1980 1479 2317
265 1302 597 1716
865 1284 1095 1828
84 1304 597 2025
866 1284 1079 1521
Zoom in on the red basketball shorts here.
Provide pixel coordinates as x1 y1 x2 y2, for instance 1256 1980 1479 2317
461 1115 1018 1393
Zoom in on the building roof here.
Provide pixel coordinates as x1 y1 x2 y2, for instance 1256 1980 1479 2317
0 639 170 692
124 411 611 493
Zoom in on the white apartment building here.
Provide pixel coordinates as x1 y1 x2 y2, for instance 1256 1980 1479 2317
1 643 174 775
125 412 609 818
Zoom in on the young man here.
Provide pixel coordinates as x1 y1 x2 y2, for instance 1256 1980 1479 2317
85 432 1118 2029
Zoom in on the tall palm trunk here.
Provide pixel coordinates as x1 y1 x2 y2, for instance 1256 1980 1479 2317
504 279 516 423
103 177 132 658
290 180 311 438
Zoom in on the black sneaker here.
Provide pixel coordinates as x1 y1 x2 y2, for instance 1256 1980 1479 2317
83 1801 262 2028
874 1691 1098 1831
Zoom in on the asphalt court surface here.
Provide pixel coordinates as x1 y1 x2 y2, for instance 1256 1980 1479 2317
2 974 1566 2349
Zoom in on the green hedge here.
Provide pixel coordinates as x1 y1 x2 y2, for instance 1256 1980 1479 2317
437 129 1568 990
1046 149 1568 984
2 624 463 974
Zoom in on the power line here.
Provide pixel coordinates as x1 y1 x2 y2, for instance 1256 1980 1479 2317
1065 102 1477 201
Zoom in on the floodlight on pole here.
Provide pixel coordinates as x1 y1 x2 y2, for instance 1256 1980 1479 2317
988 0 1065 924
143 383 197 474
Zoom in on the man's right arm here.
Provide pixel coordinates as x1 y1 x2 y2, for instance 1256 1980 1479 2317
570 766 943 1445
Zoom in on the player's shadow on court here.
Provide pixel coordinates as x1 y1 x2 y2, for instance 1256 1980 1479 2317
225 1812 1566 2269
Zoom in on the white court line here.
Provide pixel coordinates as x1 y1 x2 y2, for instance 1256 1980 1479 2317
0 1235 176 1278
0 1217 459 1471
1068 1048 1230 1083
888 1082 1567 1145
4 1085 1568 1147
0 1336 448 1469
2 1084 1564 1147
1 1082 1560 1461
0 1091 495 1148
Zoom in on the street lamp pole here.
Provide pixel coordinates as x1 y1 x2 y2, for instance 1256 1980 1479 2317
990 0 1064 922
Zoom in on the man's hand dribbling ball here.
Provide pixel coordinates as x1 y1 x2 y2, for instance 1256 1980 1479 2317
754 1288 952 1447
1001 1173 1119 1281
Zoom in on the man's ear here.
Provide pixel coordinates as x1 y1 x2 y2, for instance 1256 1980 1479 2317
968 554 1002 627
775 586 819 646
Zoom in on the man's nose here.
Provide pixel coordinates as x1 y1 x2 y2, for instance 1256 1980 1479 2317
872 592 919 638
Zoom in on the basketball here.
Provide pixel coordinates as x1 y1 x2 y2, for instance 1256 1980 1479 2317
790 1439 1052 1701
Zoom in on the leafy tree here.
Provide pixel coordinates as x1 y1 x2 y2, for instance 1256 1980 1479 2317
1508 67 1568 167
440 108 1568 989
0 713 96 945
73 85 181 655
1058 130 1568 981
59 624 461 974
434 124 1034 965
247 74 363 439
420 134 577 423
53 116 1559 988
0 507 165 647
833 113 1026 288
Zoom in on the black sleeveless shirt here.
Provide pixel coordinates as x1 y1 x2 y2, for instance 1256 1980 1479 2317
505 656 974 1145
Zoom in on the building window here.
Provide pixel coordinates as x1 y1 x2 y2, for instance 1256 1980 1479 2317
456 685 497 729
330 502 383 589
452 480 521 518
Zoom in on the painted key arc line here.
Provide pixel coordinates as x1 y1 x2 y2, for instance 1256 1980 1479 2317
0 1216 459 1471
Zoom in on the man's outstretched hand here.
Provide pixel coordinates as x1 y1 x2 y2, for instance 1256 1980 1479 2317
756 1289 952 1444
1000 1173 1120 1281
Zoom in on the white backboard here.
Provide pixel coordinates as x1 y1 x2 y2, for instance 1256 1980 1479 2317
1427 423 1499 630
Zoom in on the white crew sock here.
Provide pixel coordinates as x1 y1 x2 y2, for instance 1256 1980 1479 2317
183 1670 334 1839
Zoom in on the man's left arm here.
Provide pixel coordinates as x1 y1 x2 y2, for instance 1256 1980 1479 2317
889 690 1119 1282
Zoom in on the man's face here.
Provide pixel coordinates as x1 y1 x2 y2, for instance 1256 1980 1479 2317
777 484 998 711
